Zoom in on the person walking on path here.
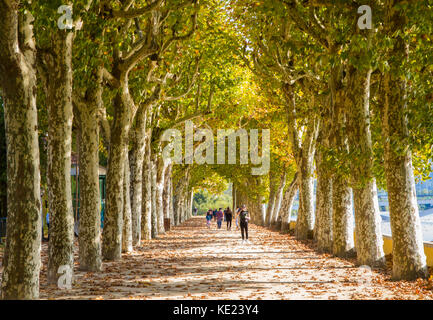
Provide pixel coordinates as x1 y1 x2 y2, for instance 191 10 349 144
212 209 217 221
216 208 224 229
205 210 213 229
224 207 233 230
238 205 250 243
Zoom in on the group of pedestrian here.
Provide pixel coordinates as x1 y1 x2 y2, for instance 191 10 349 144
205 204 250 243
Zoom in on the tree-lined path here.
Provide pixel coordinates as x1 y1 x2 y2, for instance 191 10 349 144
38 217 433 300
1 0 433 300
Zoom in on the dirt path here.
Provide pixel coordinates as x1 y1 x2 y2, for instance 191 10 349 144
38 217 433 300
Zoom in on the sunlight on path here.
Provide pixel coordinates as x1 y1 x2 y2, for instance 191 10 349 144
39 217 433 300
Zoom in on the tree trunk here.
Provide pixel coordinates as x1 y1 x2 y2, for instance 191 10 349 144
382 0 427 279
169 175 174 226
122 151 133 253
271 172 286 226
102 87 131 260
76 86 102 272
178 194 185 224
156 155 165 235
282 83 318 240
232 184 237 213
163 163 173 220
45 31 75 285
0 6 41 299
150 156 158 238
188 189 194 220
347 66 384 267
328 70 355 258
295 151 315 240
265 175 277 226
141 128 152 240
332 175 355 257
173 180 182 226
314 124 333 253
129 106 149 246
280 174 298 233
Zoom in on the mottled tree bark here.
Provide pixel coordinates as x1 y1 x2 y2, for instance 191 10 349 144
347 66 384 267
150 156 158 238
163 163 173 220
332 175 354 257
122 151 133 253
271 172 286 226
0 5 41 299
188 189 194 220
129 106 149 246
141 128 152 240
283 83 318 240
328 67 354 258
169 175 174 226
75 80 102 272
314 122 333 253
44 31 75 285
156 155 166 234
173 191 179 226
265 174 277 227
280 174 298 233
295 140 316 240
102 85 132 260
382 0 427 280
232 184 236 214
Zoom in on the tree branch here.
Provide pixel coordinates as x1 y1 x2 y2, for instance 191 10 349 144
112 0 164 19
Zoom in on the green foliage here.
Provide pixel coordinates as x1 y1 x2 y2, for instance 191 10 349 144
193 188 232 215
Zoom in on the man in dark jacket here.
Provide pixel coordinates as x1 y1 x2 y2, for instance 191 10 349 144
238 205 250 243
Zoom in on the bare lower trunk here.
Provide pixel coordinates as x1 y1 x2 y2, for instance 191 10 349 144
352 181 384 265
257 195 265 225
77 91 102 271
295 153 315 240
173 181 181 226
314 121 333 252
0 7 41 299
102 88 131 260
130 106 148 246
156 156 165 235
382 3 427 279
141 129 152 240
188 190 194 220
332 175 354 257
45 31 75 285
265 179 277 226
280 174 298 233
178 194 185 224
173 169 189 225
271 172 286 226
314 149 333 252
232 184 237 214
169 176 174 225
150 157 158 238
163 163 173 220
122 152 133 253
